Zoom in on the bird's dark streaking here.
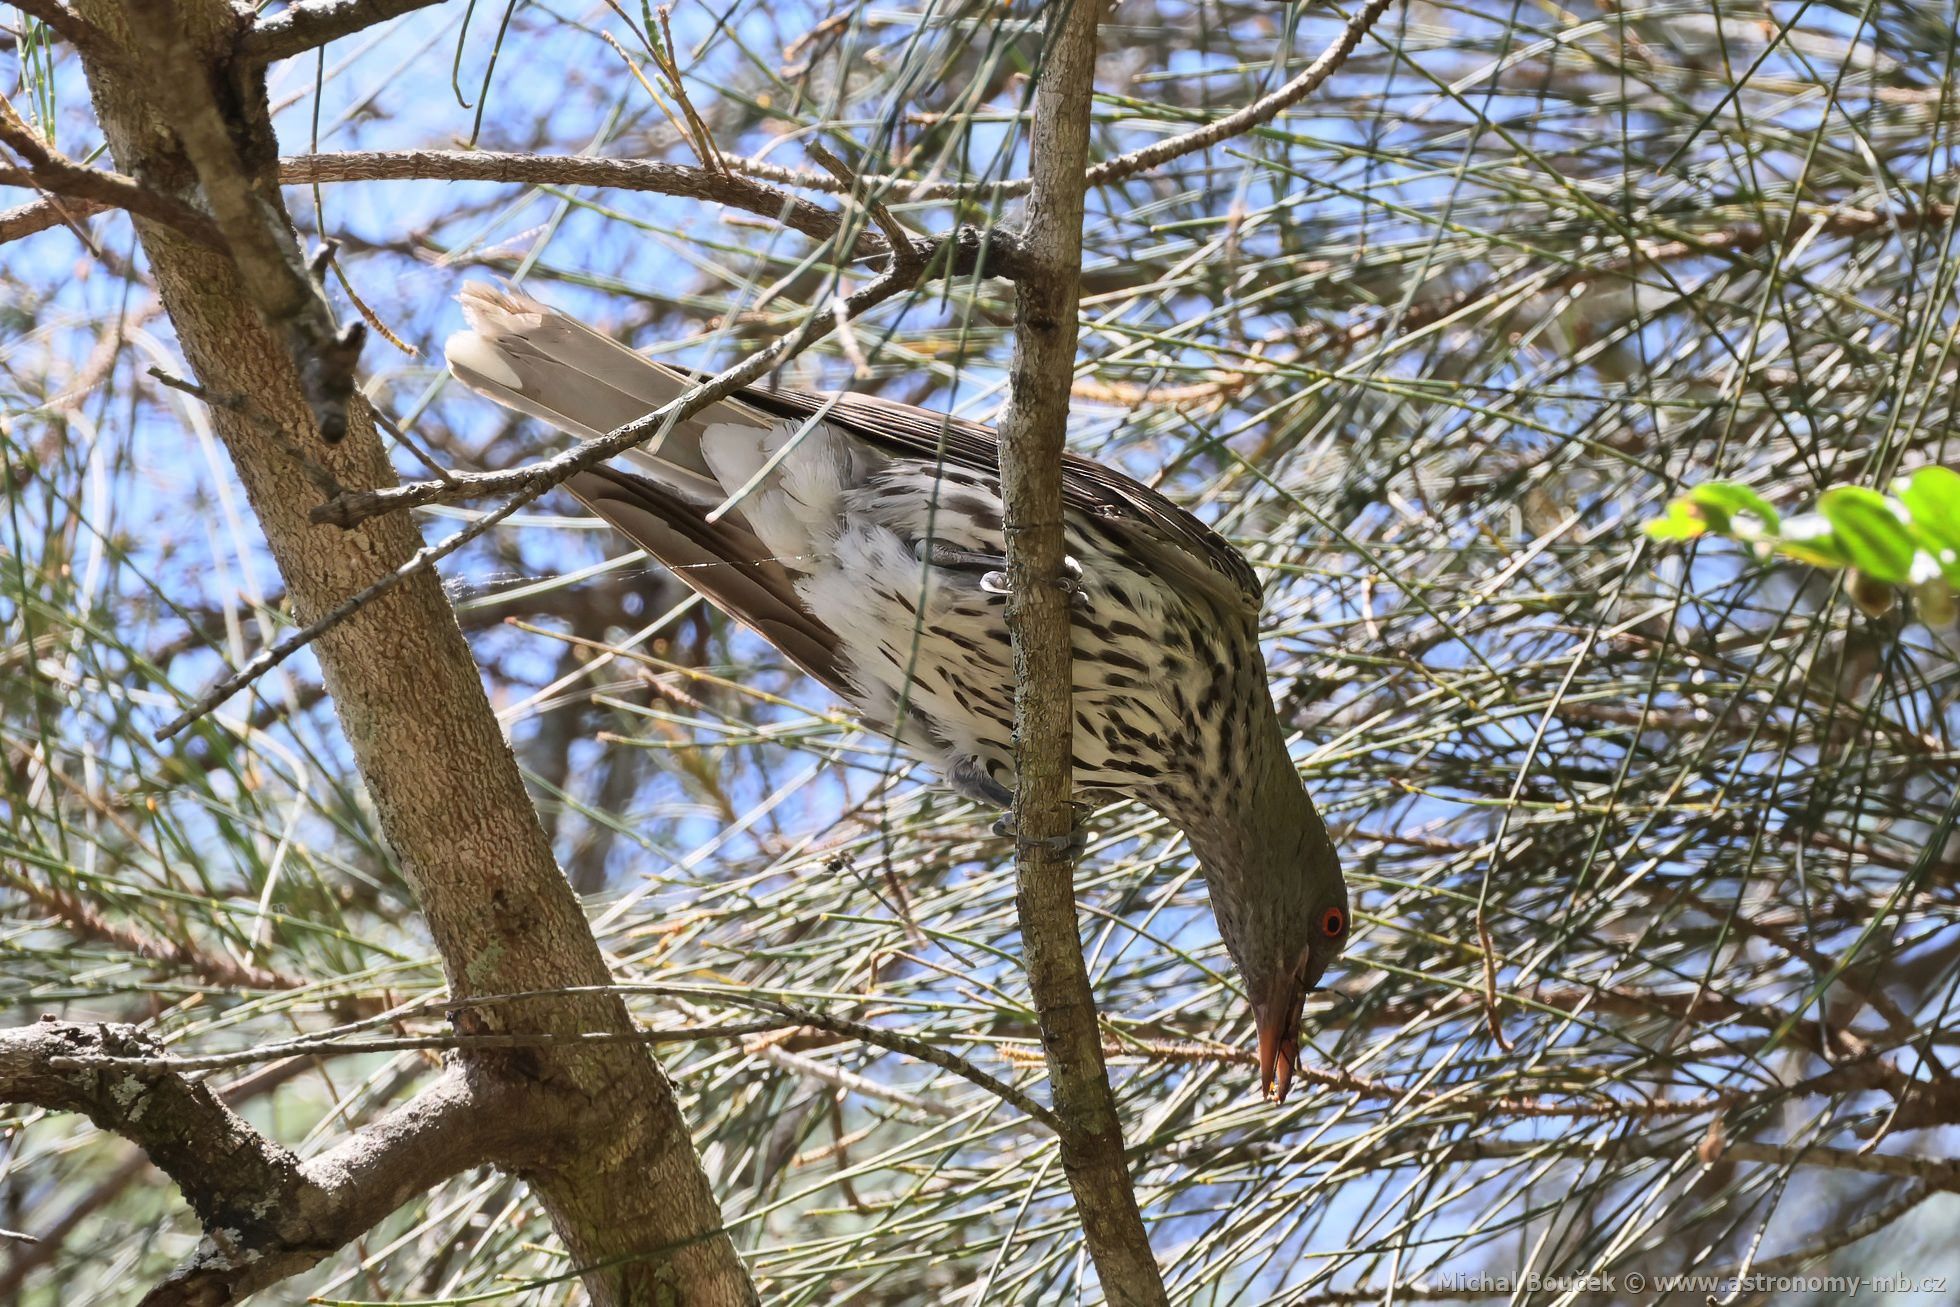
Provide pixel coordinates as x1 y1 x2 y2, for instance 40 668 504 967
446 284 1348 1100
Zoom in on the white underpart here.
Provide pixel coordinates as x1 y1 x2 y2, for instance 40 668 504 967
698 420 855 569
706 422 1206 796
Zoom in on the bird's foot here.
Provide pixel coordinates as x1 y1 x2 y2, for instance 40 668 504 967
991 807 1091 860
946 755 1088 855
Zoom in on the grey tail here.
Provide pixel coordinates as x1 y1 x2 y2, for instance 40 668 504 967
443 285 853 702
443 281 775 504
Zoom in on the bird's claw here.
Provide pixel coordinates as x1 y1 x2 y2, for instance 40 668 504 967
991 808 1090 859
949 757 1089 856
948 755 1015 809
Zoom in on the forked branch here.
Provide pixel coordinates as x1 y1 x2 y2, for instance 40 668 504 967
0 1021 538 1305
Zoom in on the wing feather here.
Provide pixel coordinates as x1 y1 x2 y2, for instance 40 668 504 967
566 468 856 705
657 374 1265 622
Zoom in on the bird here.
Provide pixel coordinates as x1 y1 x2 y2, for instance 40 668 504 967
445 283 1347 1101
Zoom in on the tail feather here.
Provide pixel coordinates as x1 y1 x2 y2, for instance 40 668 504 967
446 283 771 504
568 468 852 702
446 284 854 704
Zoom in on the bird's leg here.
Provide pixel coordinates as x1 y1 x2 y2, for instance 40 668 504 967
947 753 1089 858
913 540 1084 603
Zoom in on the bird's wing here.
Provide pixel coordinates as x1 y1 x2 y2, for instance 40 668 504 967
725 385 1266 623
447 283 1263 622
565 467 858 705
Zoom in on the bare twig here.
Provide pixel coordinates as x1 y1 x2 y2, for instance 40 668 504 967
146 364 346 499
1419 1137 1960 1191
804 140 922 278
1721 1184 1938 1278
42 1020 798 1072
683 990 1057 1127
272 148 1037 275
750 1043 968 1120
1077 0 1398 193
648 5 724 174
238 0 448 62
256 984 1061 1125
281 148 881 256
3 858 305 994
720 0 1399 202
1032 1039 1743 1120
994 0 1167 1303
153 471 558 740
89 1000 986 1131
272 150 1050 282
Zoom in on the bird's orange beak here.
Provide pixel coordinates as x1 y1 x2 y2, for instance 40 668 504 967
1254 987 1302 1103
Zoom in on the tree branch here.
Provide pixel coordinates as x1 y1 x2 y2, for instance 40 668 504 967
994 1 1167 1304
45 982 1060 1124
0 1057 322 1297
7 0 118 61
271 149 1057 277
0 134 221 249
0 1022 533 1306
0 193 103 245
2 1022 311 1240
280 148 884 257
66 0 759 1297
238 0 447 62
4 145 1048 273
117 0 365 442
722 0 1398 202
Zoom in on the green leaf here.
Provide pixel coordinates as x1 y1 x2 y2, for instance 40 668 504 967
1898 467 1960 575
1644 482 1778 543
1683 482 1780 536
1768 513 1852 569
1643 503 1707 541
1818 486 1917 583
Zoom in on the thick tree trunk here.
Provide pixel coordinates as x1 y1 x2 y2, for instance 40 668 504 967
65 2 753 1301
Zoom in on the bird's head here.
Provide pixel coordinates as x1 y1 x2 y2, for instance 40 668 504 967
1188 768 1348 1104
1244 869 1347 1103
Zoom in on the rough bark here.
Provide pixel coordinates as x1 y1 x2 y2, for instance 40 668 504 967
994 0 1169 1302
0 1022 539 1306
60 1 754 1300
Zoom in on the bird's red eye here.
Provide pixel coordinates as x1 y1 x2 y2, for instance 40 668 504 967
1321 907 1346 937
